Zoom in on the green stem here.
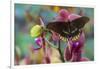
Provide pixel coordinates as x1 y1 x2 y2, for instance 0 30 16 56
58 39 65 62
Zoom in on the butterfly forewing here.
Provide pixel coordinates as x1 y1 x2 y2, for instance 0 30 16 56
46 22 69 37
71 16 89 29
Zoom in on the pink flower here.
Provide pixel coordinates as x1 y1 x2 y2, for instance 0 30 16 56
55 9 70 21
64 32 89 62
68 14 82 22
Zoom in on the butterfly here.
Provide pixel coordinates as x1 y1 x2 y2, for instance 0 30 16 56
46 16 89 38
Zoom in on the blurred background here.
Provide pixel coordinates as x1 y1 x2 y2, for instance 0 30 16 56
14 3 94 65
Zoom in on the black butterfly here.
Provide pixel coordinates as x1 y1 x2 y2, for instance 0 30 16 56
46 16 89 38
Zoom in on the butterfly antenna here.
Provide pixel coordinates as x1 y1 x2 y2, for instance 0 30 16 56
40 17 45 27
79 9 84 16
